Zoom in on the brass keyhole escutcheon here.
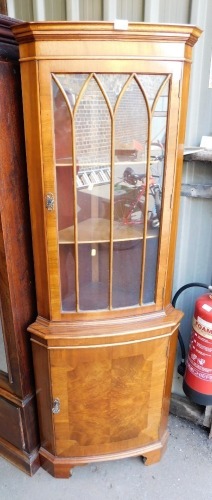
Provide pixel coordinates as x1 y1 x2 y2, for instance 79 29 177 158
52 398 60 414
45 193 55 211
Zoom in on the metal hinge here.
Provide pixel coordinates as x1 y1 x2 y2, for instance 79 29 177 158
45 192 55 211
52 398 60 414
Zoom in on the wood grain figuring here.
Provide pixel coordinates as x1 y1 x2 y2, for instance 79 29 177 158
0 2 7 16
0 393 39 453
0 60 36 393
0 396 25 449
0 15 39 474
19 60 50 319
29 304 182 340
31 342 54 455
39 432 168 478
12 22 202 49
0 435 40 476
12 22 201 477
160 327 179 439
49 336 168 457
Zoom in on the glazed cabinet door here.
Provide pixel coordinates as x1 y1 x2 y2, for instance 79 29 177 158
38 61 181 320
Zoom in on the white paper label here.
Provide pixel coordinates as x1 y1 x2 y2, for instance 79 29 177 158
114 19 128 30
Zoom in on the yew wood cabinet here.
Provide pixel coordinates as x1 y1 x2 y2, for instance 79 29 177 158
13 22 201 478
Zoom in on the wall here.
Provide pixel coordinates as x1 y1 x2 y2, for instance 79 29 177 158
6 0 212 146
172 159 212 395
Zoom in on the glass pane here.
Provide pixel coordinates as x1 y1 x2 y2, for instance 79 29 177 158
97 74 130 109
143 81 169 303
112 240 143 308
53 73 170 312
53 79 73 162
56 74 89 112
53 78 76 310
143 237 159 303
75 76 111 310
58 244 76 311
113 77 148 307
0 312 8 373
137 75 166 108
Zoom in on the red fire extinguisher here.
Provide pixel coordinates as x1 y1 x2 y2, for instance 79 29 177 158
183 293 212 405
172 282 212 406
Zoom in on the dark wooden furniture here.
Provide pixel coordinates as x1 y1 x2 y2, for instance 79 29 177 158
0 15 39 475
13 21 201 478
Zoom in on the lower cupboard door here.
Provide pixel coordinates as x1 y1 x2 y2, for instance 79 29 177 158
50 336 169 457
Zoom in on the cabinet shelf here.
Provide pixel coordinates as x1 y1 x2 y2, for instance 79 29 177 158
59 218 158 244
62 281 150 311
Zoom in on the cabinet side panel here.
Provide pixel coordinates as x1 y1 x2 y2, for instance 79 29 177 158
19 60 50 319
0 58 37 396
0 216 17 382
31 342 54 454
159 327 178 437
0 396 25 449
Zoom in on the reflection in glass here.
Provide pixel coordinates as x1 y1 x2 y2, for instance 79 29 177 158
75 76 111 310
113 77 148 307
143 80 169 303
53 77 76 310
0 313 8 373
53 73 170 311
137 75 166 108
98 74 130 109
56 74 89 111
53 80 73 162
58 244 76 311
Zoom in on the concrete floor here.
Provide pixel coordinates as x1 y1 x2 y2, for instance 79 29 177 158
0 414 211 500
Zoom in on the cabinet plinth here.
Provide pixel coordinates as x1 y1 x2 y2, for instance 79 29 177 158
13 21 201 478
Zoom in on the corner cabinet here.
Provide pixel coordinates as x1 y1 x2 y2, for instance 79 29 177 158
13 22 201 478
